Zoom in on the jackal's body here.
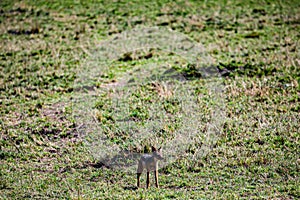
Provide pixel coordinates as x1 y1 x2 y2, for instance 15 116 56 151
137 147 163 188
139 154 157 172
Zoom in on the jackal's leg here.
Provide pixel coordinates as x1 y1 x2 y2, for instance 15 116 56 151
137 160 144 188
154 162 159 188
137 173 141 188
146 171 150 188
154 170 159 188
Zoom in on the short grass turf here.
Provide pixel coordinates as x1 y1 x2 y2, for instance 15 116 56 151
1 0 299 199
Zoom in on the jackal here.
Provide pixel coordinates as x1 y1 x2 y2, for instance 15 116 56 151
137 146 163 188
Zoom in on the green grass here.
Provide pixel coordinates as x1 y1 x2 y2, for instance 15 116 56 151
1 0 299 199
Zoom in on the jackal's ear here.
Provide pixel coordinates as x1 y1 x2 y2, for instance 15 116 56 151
158 147 162 151
151 146 157 152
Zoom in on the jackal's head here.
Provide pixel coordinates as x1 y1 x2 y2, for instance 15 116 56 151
152 146 164 160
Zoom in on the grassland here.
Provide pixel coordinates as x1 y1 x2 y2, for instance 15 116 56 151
1 0 299 199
